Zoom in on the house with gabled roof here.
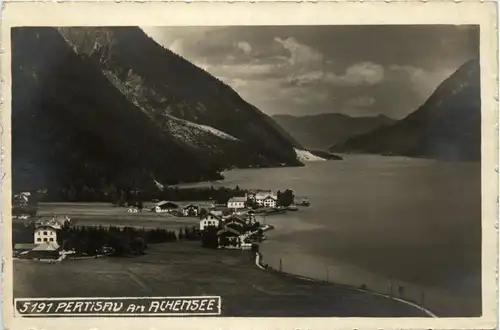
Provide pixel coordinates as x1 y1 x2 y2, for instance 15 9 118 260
200 211 223 231
182 204 199 217
152 201 179 213
224 214 248 229
227 196 246 210
262 195 277 208
34 225 58 245
216 226 244 248
252 191 278 207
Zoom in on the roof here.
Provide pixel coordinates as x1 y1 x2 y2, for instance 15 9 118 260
217 227 242 236
35 215 69 229
156 201 179 208
210 210 223 216
226 215 247 223
35 225 58 231
255 192 277 199
202 211 223 220
183 204 198 209
212 204 230 212
32 241 60 251
228 197 246 202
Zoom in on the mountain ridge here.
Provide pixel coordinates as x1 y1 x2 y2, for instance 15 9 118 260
57 27 303 163
12 27 303 193
272 113 396 150
330 59 481 161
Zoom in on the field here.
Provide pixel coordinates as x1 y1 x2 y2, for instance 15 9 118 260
14 241 429 317
36 202 205 229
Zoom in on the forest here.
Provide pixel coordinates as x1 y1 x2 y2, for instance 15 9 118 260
13 222 201 257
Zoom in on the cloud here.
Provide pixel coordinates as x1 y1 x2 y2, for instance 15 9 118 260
345 96 376 107
285 62 385 88
325 62 384 86
142 26 476 118
286 70 324 86
205 61 286 80
389 64 425 83
274 37 323 66
229 78 248 88
236 41 252 55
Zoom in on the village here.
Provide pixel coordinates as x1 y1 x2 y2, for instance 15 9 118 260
11 188 309 263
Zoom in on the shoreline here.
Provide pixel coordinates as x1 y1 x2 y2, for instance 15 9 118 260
13 242 434 317
253 251 437 318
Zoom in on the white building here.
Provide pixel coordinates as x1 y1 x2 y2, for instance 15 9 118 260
227 197 246 210
254 192 278 207
152 201 179 213
200 212 223 231
34 225 58 244
182 204 199 217
262 196 277 208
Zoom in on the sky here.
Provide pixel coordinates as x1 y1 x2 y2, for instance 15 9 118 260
141 25 479 119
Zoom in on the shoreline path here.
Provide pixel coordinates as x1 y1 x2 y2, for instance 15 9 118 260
254 252 437 317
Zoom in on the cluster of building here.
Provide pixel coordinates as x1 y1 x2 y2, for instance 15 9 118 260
200 211 268 249
199 191 280 249
149 190 279 216
199 210 256 230
150 202 201 216
228 191 279 210
133 190 282 249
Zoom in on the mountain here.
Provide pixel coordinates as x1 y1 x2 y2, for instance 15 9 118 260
330 60 481 161
272 113 395 150
11 27 302 192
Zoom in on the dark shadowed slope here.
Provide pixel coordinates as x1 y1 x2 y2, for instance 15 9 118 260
273 113 395 150
12 27 219 191
12 27 303 192
57 27 302 167
330 60 481 161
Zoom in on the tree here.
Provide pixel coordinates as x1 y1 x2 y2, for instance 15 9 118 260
199 208 208 219
278 189 295 207
201 227 218 249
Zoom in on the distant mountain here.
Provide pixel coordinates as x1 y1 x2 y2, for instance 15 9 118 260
330 60 481 161
12 27 302 192
272 113 395 150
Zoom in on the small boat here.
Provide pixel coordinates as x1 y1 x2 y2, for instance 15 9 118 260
287 205 299 211
300 200 310 207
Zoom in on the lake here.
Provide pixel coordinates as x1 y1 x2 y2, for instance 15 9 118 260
178 154 482 317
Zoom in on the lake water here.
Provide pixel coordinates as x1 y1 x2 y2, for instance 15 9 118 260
179 154 482 316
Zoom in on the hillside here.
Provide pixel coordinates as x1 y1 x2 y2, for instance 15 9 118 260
56 27 302 164
11 27 302 193
330 60 481 161
273 113 395 150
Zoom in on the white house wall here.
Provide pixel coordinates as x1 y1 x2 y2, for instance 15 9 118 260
34 228 57 244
